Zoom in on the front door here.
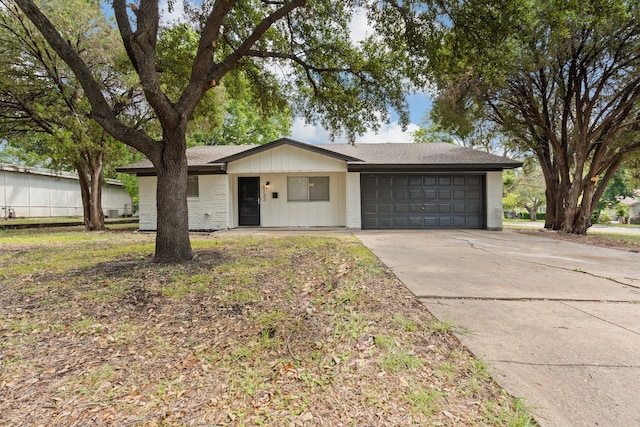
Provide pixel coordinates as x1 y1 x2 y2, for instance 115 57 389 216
238 177 260 226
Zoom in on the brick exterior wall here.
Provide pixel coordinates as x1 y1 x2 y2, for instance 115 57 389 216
345 172 361 229
187 175 229 230
486 171 504 230
137 175 229 231
138 176 157 231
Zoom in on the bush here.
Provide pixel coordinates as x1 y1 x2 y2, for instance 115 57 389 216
597 213 612 224
519 212 546 220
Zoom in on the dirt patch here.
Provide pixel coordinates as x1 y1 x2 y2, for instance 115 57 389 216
517 228 640 252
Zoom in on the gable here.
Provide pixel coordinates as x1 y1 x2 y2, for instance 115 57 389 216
225 144 348 174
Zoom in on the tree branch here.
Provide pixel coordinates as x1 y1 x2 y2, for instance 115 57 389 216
13 0 157 157
213 0 306 81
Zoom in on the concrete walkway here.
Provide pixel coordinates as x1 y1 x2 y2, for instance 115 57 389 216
355 230 640 427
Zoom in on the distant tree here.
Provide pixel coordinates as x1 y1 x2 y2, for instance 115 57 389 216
0 0 135 230
593 170 635 221
411 119 457 145
421 0 640 234
504 167 546 221
625 153 640 189
14 0 412 261
412 111 512 156
209 90 291 146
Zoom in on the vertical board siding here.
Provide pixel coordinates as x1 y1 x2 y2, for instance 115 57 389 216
226 146 348 227
226 145 347 174
235 172 346 227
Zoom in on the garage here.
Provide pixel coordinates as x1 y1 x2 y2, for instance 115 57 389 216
361 174 485 229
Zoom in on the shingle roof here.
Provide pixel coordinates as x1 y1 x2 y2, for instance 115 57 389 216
323 143 521 168
117 139 521 174
117 145 257 174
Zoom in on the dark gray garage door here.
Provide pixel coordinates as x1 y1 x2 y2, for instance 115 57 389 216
361 174 484 229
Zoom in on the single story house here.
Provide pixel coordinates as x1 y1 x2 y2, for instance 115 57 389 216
1 162 132 218
117 138 522 231
620 190 640 219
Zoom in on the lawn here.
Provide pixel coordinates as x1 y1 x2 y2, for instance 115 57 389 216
0 227 535 426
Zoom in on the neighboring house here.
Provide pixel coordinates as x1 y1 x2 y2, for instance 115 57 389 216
620 190 640 218
1 163 132 218
117 138 522 231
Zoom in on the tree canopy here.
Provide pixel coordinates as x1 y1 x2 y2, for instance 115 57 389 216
419 0 640 233
13 0 416 261
0 0 135 230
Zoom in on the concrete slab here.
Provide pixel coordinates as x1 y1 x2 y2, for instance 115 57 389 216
356 230 640 426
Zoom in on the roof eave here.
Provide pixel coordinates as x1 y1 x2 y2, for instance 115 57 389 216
347 162 523 172
214 138 363 163
116 164 227 176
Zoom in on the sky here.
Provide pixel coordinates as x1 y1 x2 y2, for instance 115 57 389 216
156 0 434 145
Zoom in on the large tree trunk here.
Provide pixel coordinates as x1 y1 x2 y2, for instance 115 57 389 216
87 151 105 231
75 155 106 231
77 163 91 225
537 148 562 230
152 128 193 262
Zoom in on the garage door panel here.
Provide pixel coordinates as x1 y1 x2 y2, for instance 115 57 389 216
468 176 482 186
422 177 436 186
424 217 438 226
438 216 452 227
395 176 409 185
378 217 393 227
409 176 422 186
468 190 481 199
439 189 452 199
453 190 466 199
361 174 484 229
467 217 483 227
395 204 409 213
394 190 407 200
408 216 423 226
409 203 423 213
468 202 482 213
453 176 466 186
453 216 467 226
438 203 451 213
438 176 451 185
393 217 408 227
409 189 423 200
452 203 467 213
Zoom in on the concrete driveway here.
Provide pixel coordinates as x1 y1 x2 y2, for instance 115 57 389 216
355 229 640 427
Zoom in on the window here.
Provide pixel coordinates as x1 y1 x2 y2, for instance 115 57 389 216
187 175 199 198
287 176 329 202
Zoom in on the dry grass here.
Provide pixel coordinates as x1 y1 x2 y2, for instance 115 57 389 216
0 228 535 426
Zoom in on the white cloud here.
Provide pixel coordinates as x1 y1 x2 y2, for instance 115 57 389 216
348 7 373 44
159 0 186 25
354 121 420 144
290 118 419 145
